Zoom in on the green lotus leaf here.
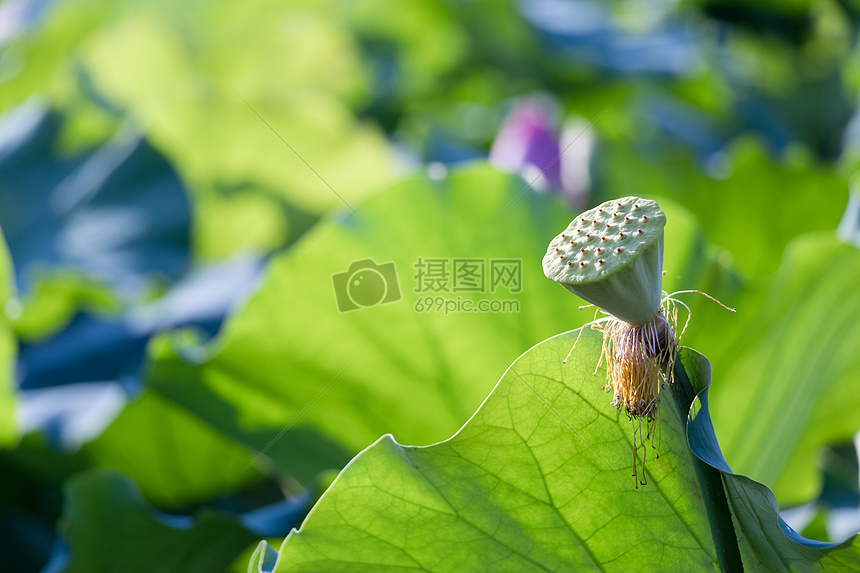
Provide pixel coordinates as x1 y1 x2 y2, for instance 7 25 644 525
251 331 860 572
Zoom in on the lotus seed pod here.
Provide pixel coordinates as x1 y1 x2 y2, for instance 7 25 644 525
543 197 666 325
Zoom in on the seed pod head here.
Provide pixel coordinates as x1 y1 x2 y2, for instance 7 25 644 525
543 197 666 325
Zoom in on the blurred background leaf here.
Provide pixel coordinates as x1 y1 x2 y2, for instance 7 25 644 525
690 233 860 507
59 469 259 573
596 136 847 279
147 165 730 486
0 228 17 447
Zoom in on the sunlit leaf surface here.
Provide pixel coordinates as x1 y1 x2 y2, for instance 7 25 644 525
269 330 717 572
255 336 860 572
